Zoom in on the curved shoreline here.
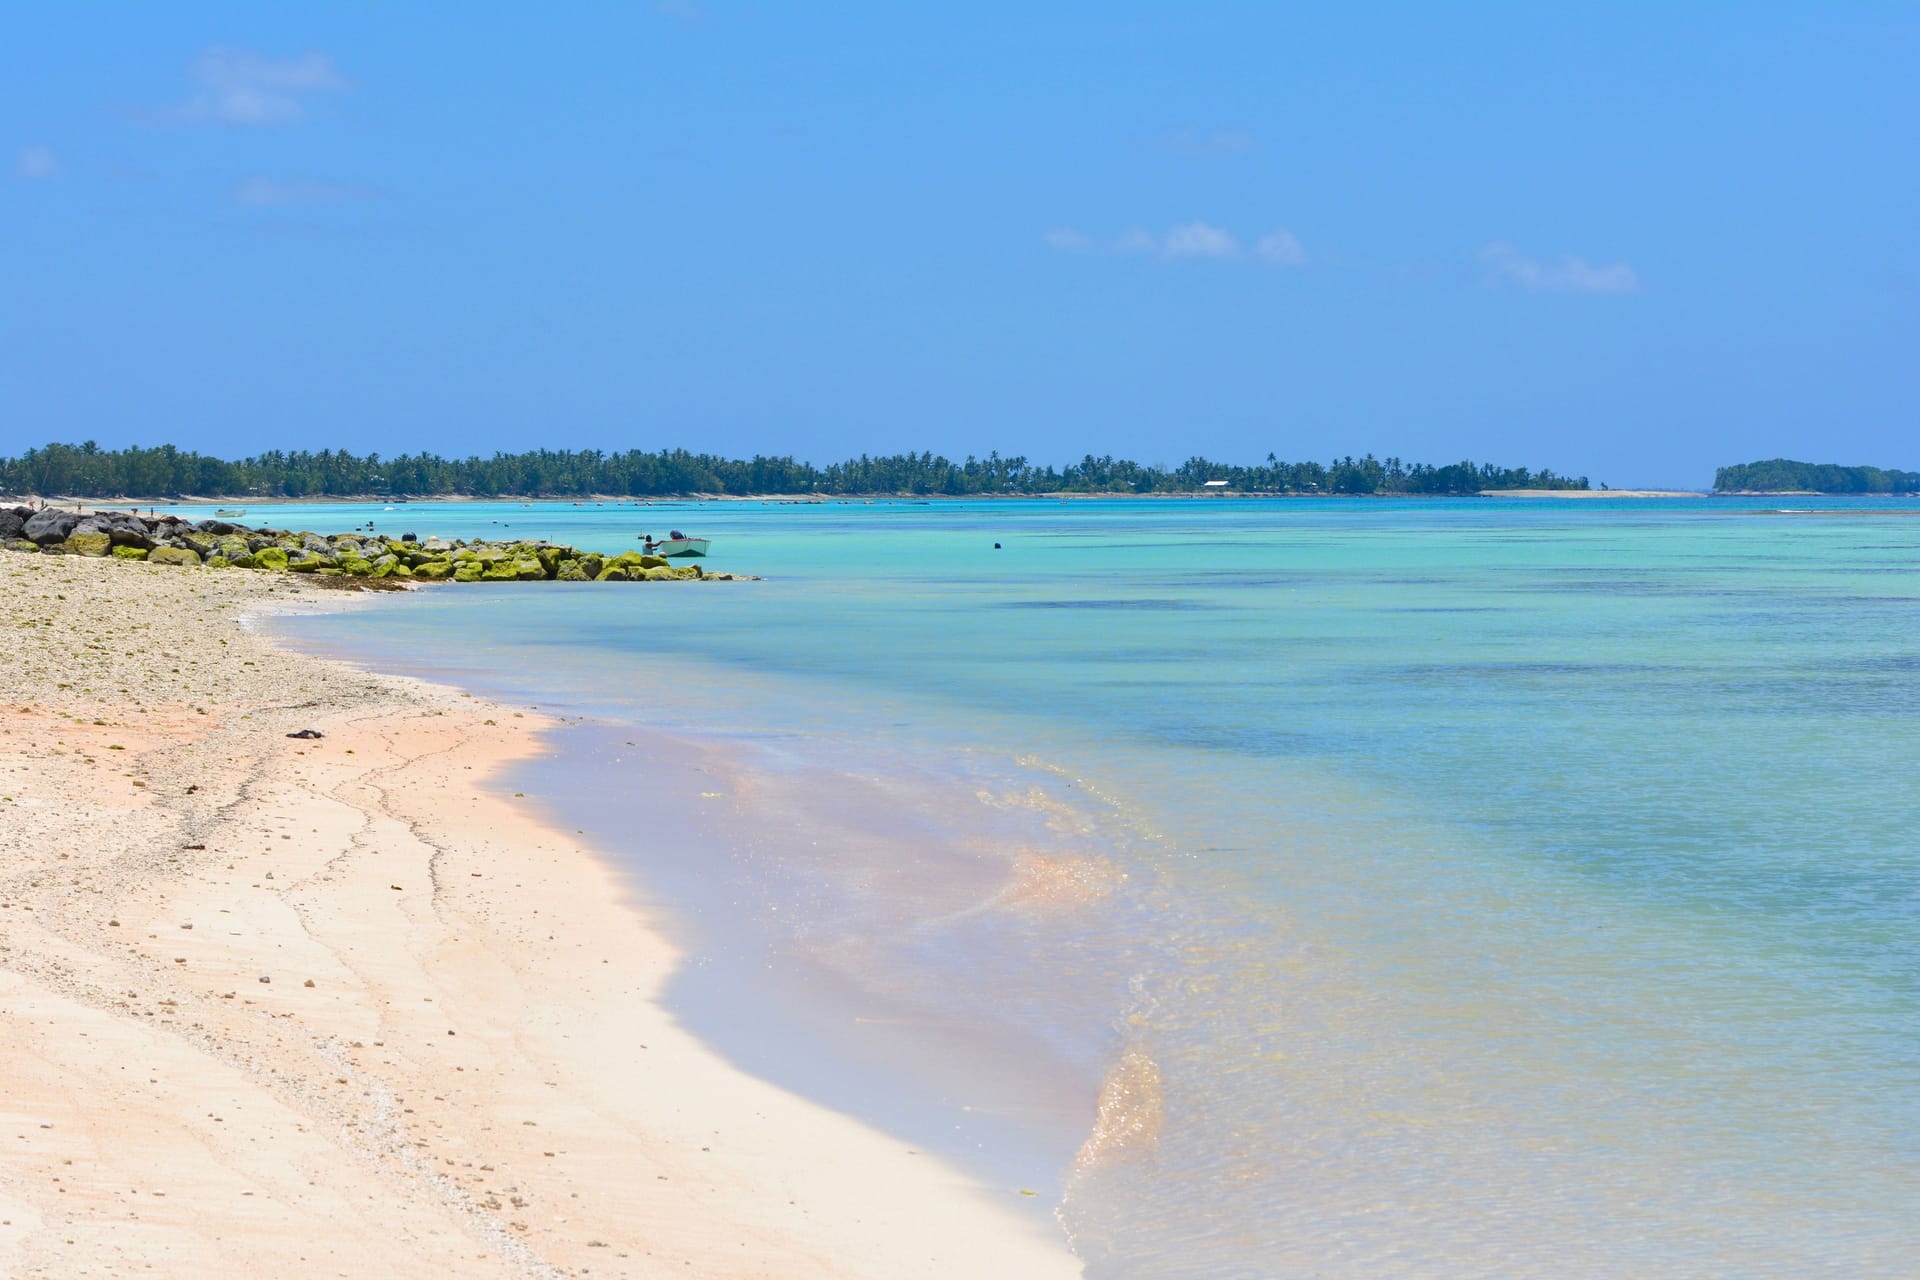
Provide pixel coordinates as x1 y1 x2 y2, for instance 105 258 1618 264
0 554 1081 1277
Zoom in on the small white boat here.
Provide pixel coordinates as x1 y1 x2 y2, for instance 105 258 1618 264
214 508 246 518
643 531 710 557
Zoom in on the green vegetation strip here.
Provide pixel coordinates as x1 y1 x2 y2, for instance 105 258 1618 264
1713 458 1920 495
2 442 1590 498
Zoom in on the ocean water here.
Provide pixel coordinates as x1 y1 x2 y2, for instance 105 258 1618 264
241 495 1920 1277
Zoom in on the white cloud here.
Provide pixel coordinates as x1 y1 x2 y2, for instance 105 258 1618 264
1483 242 1638 294
233 176 379 206
1048 222 1303 265
1255 228 1305 267
1158 128 1258 157
15 144 58 180
148 47 351 126
1163 221 1239 259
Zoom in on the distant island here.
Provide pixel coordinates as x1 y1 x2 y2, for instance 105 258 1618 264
0 441 1590 499
1715 458 1920 495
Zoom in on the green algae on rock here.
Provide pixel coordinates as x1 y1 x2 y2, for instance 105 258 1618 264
62 531 113 557
0 506 753 586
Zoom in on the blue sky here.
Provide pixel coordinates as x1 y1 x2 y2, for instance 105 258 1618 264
3 3 1914 487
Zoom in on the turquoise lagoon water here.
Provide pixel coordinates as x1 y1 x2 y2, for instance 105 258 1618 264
233 495 1920 1277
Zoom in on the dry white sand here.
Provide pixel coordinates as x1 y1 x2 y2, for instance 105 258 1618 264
0 553 1081 1278
1477 488 1706 498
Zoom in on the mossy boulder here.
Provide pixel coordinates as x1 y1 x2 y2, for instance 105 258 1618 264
148 546 202 567
555 559 591 582
513 557 548 580
250 546 290 571
206 555 233 569
111 545 150 561
6 537 39 553
453 562 485 583
638 554 670 569
62 531 113 557
337 555 376 576
411 560 455 581
594 564 630 582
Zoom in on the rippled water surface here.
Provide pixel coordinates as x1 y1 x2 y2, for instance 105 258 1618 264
257 495 1920 1277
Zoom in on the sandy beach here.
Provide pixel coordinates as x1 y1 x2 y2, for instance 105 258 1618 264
1475 488 1707 498
0 552 1080 1278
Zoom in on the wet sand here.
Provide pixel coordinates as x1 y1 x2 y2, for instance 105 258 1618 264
0 552 1080 1278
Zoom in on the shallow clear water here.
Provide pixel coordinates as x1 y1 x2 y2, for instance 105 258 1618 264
251 495 1920 1277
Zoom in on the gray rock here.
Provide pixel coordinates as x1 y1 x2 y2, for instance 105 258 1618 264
76 512 153 547
22 509 82 545
0 509 27 540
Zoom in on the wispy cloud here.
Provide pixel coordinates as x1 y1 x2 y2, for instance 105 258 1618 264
142 47 351 127
15 144 58 180
233 176 381 206
1158 128 1258 157
1047 221 1305 265
1483 242 1638 294
1164 221 1240 258
1255 228 1306 267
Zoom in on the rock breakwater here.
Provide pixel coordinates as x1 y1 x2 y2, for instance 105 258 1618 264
0 506 751 584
